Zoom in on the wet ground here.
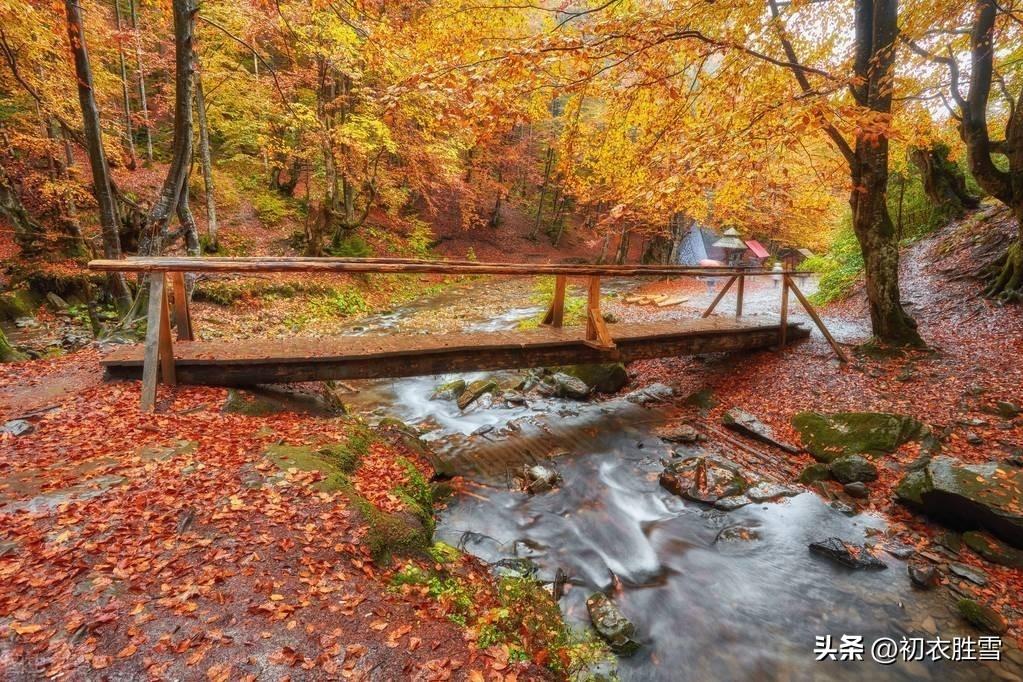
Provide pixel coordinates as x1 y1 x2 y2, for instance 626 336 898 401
329 275 1020 681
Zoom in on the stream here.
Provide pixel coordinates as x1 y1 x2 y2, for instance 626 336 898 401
333 277 1018 681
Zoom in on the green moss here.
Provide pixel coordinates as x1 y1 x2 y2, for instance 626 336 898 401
355 496 431 564
957 599 1008 634
252 191 293 225
427 541 462 565
327 234 373 258
0 289 38 321
792 411 924 462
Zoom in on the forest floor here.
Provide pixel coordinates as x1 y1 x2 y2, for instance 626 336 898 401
2 203 1023 679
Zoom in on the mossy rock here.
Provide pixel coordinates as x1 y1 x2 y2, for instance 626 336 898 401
791 411 924 462
552 363 628 394
457 379 498 410
432 379 467 401
0 289 38 322
353 497 431 564
829 455 879 484
963 531 1023 568
896 456 1023 547
798 462 832 484
957 599 1008 634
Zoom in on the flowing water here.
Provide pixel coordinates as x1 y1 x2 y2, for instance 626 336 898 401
341 279 1019 680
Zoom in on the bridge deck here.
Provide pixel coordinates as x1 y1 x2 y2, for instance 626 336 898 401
102 318 809 386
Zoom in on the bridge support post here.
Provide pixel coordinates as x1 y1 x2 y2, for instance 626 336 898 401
141 273 177 412
779 274 789 348
735 275 745 318
584 276 615 350
702 275 737 318
171 271 193 341
541 274 566 327
784 275 848 363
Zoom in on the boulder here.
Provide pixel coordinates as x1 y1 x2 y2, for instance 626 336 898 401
713 495 752 511
908 563 939 589
963 531 1023 568
553 363 628 394
895 456 1023 548
808 537 887 570
432 379 466 401
798 463 832 484
829 455 879 484
1 419 34 437
949 562 988 586
660 424 703 444
791 411 924 462
586 593 640 656
843 482 869 499
458 379 498 410
996 401 1021 419
659 456 748 504
745 481 801 503
624 383 673 405
46 292 69 310
549 372 590 400
957 599 1008 635
722 408 798 453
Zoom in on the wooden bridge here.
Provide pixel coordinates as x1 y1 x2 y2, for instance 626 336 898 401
89 257 843 411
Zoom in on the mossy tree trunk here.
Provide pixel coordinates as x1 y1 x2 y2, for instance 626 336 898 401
0 327 25 363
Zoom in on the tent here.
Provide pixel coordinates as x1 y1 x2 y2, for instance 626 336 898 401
676 225 729 265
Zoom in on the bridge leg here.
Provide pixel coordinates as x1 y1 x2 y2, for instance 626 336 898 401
785 275 848 363
141 273 176 412
779 275 789 348
735 275 745 318
171 271 193 341
701 275 737 318
584 276 615 350
541 274 566 327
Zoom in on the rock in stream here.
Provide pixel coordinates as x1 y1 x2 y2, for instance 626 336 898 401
586 593 640 656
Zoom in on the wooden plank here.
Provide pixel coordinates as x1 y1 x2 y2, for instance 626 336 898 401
701 276 737 318
104 321 811 386
158 278 176 387
779 277 789 348
171 271 193 341
541 274 567 327
140 274 165 412
735 275 745 318
584 276 616 349
89 257 811 278
785 275 848 362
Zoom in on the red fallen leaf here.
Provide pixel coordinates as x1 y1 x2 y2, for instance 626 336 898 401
407 637 422 652
368 619 388 631
207 663 232 682
91 655 112 670
116 643 138 658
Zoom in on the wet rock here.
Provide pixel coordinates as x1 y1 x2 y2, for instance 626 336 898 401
949 562 988 586
798 463 832 484
458 379 498 410
792 411 924 462
829 455 879 484
936 530 962 554
491 557 539 579
908 563 940 589
715 525 762 544
895 456 1023 548
829 500 856 516
713 495 752 511
586 593 640 656
549 372 590 400
660 424 703 444
843 482 869 499
966 432 983 446
659 456 748 504
722 408 798 454
46 292 69 310
808 537 887 570
432 379 466 401
502 391 526 405
624 383 673 405
521 464 562 493
222 386 346 417
957 599 1008 635
745 481 800 503
1 419 34 437
963 531 1023 568
884 543 915 560
553 363 628 394
996 401 1021 420
471 424 494 437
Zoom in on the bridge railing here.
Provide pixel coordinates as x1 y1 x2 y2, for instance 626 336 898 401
89 256 841 411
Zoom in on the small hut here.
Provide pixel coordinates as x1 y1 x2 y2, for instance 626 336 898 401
712 228 748 265
743 239 770 266
779 247 815 270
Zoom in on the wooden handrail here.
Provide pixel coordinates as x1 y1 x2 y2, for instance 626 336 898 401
90 256 811 277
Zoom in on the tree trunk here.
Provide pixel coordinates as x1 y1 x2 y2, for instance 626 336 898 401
113 0 137 169
65 0 131 309
194 68 218 250
615 227 631 264
909 144 979 216
0 163 44 256
846 0 921 345
139 0 196 258
531 146 554 240
128 0 153 162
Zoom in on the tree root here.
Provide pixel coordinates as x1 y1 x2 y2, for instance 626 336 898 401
985 240 1023 303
